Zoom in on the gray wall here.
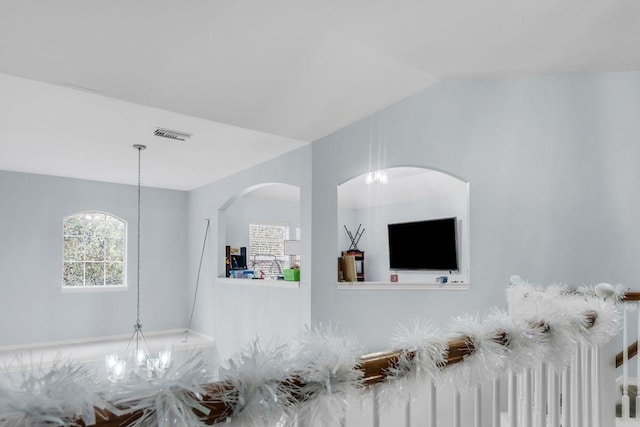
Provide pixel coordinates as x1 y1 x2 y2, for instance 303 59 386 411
224 195 300 254
0 171 188 346
311 72 640 352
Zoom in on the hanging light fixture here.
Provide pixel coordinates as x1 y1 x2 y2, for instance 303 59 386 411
365 113 389 185
105 144 171 380
365 169 388 184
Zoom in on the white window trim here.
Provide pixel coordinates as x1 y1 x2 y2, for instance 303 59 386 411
61 284 129 293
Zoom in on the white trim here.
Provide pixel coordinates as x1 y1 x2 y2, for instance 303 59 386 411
0 328 211 353
218 277 300 289
0 329 214 372
61 285 129 293
336 281 469 290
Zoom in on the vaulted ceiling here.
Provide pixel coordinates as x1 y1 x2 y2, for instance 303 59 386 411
1 1 639 190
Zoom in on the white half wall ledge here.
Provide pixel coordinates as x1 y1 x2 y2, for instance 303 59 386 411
336 282 470 291
217 277 300 289
0 329 215 373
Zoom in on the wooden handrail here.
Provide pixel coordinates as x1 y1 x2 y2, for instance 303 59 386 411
614 291 640 368
82 313 598 426
87 334 479 426
624 292 640 301
616 341 638 369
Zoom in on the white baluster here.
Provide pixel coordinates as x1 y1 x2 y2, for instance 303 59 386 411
523 367 532 427
519 371 526 427
574 343 583 427
474 385 481 427
453 390 461 427
372 388 380 427
592 346 601 427
562 365 571 427
623 307 630 419
536 362 547 427
493 378 500 427
549 366 560 427
508 371 517 427
429 382 437 427
405 397 411 427
584 344 592 427
531 362 540 427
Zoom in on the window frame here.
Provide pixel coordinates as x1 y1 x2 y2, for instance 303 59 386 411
61 211 128 293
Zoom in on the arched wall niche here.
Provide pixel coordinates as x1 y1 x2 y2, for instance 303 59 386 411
218 183 301 279
337 166 470 287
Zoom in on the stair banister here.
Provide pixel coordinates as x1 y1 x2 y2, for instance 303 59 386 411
4 289 608 427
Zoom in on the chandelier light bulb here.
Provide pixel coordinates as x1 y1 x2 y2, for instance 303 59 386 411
112 360 126 380
159 350 172 370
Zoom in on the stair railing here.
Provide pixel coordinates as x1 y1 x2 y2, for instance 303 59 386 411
0 282 621 427
614 291 640 422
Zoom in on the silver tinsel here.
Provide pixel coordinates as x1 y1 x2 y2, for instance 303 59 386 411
0 360 104 426
292 324 364 426
217 339 296 426
106 351 214 427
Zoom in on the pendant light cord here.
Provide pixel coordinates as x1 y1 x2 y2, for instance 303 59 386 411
124 144 148 358
136 145 142 329
184 218 210 342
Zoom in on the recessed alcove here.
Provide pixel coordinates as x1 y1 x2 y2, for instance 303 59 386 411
218 183 301 287
337 166 470 288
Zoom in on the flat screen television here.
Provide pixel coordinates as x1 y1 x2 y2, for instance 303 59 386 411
387 217 458 271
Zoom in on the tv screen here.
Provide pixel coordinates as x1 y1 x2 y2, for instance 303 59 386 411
388 217 458 271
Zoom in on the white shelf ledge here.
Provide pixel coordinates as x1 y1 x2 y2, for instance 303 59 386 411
218 277 300 289
336 281 469 291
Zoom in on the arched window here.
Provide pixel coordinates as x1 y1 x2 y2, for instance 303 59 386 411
63 211 126 288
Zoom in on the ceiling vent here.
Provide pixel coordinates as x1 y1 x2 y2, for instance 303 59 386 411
154 128 192 142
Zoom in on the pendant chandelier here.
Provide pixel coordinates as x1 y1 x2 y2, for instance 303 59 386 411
105 144 171 380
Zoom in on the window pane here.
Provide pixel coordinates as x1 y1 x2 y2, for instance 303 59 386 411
63 216 84 236
64 236 84 261
63 262 84 287
105 238 124 261
85 236 105 261
84 213 107 239
106 215 125 239
105 262 124 286
85 262 104 286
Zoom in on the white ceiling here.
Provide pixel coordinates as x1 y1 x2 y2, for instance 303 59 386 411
1 1 640 190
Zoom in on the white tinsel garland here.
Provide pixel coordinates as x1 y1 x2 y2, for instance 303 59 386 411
507 278 621 369
0 360 104 426
438 313 509 389
483 308 548 373
217 339 297 426
507 281 581 369
106 351 214 427
379 318 446 404
0 280 624 427
291 324 364 427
